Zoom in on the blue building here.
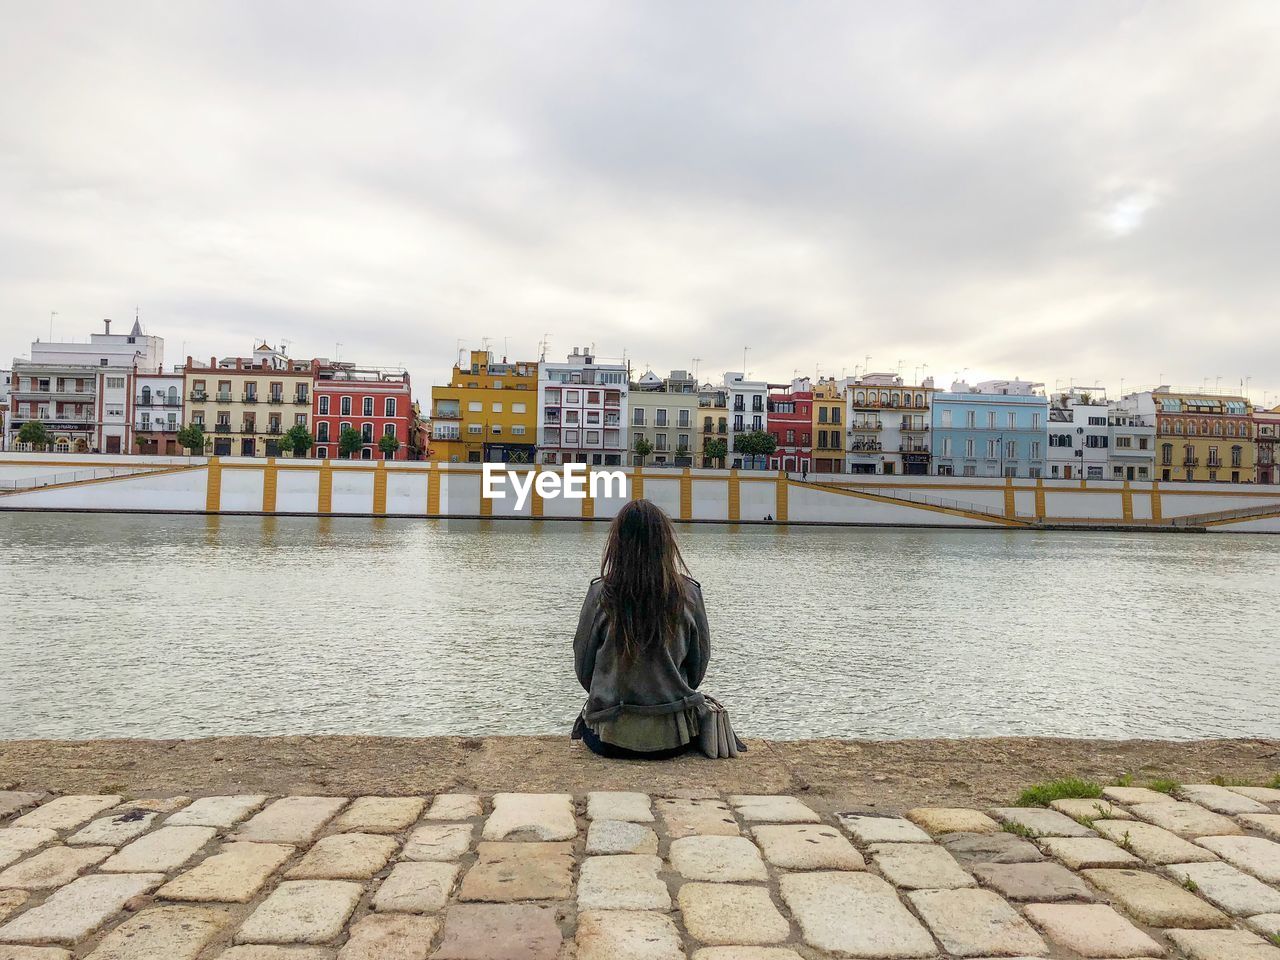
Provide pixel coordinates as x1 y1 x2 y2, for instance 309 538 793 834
930 380 1049 478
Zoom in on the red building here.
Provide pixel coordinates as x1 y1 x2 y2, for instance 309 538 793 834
767 379 813 475
313 365 414 460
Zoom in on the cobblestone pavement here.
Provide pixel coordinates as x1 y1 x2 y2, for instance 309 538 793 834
2 784 1279 958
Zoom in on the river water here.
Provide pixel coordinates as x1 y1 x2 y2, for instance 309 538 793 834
1 513 1277 741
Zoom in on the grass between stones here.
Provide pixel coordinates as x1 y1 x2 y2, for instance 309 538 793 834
1269 773 1280 789
1014 778 1103 807
1148 777 1180 794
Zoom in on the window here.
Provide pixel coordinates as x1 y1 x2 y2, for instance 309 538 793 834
512 425 526 436
941 438 952 456
318 396 330 415
468 401 482 412
316 446 327 458
492 425 502 434
341 397 352 416
384 397 396 417
1006 412 1016 428
512 402 526 414
965 439 975 458
962 465 976 477
1031 413 1041 430
966 411 976 428
468 424 483 434
1005 440 1016 459
383 423 395 436
363 397 374 417
105 377 125 389
295 414 306 426
1031 442 1041 459
988 411 997 429
1232 445 1243 467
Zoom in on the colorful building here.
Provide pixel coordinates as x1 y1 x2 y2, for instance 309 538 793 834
840 373 936 475
429 350 538 463
181 344 315 458
930 380 1049 478
1256 406 1280 485
810 378 845 474
630 369 700 466
537 347 628 466
697 383 729 468
1147 387 1254 483
767 378 812 474
1047 388 1110 481
725 371 770 469
314 364 414 460
1107 393 1157 481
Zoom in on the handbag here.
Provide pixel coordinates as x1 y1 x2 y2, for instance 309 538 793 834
696 695 747 759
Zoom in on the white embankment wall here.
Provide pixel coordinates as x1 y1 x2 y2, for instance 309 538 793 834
1 453 1279 532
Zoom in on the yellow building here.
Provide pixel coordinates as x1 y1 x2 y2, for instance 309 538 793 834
696 383 729 467
1153 387 1254 483
182 346 315 457
811 378 845 474
429 350 538 463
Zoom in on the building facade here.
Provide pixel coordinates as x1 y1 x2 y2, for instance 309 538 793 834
697 383 729 467
809 378 844 474
181 346 315 457
537 348 628 466
1047 389 1111 480
630 370 699 466
724 372 769 469
840 374 935 475
767 378 813 474
1148 388 1254 483
1107 393 1157 481
1256 406 1280 485
8 319 163 452
429 350 538 464
931 380 1049 478
133 372 185 455
313 365 414 460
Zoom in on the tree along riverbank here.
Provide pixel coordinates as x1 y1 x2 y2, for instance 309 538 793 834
2 735 1276 812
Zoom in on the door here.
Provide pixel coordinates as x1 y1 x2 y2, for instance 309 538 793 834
105 436 121 453
241 438 255 456
1127 466 1135 480
1063 465 1072 479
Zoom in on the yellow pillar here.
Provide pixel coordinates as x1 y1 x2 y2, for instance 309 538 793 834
728 468 741 521
680 468 693 520
632 466 644 500
1150 480 1162 522
1034 477 1045 520
373 461 388 516
775 470 789 522
204 457 221 513
1003 475 1016 519
262 457 278 513
582 469 595 519
318 460 333 514
1121 480 1133 522
479 466 493 517
427 466 441 515
530 469 544 518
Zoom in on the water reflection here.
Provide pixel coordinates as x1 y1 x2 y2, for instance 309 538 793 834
1 513 1277 741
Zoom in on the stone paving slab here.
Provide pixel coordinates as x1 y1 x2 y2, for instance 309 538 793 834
990 807 1095 837
371 861 459 914
1227 786 1280 805
1023 902 1164 958
1082 867 1230 928
1242 813 1280 841
0 795 45 822
1195 834 1280 883
907 887 1048 958
587 791 654 823
65 812 158 848
11 798 120 833
5 786 1280 959
0 873 164 944
165 796 269 829
1128 800 1242 838
1179 784 1272 815
1050 797 1133 821
85 904 231 960
837 813 932 844
158 842 295 904
1165 928 1280 960
1092 819 1219 865
1102 786 1179 806
941 831 1044 865
329 797 425 835
434 903 561 960
231 798 348 846
481 794 575 841
677 883 790 946
234 880 363 945
1164 860 1280 916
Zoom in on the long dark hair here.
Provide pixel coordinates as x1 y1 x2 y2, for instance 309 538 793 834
600 499 690 661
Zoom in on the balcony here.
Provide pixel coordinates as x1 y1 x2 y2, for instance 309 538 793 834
137 398 182 408
215 393 233 403
189 391 207 402
265 424 282 436
1183 457 1199 466
269 395 284 405
241 424 256 435
900 423 929 432
851 422 882 432
898 443 930 453
293 395 309 405
140 423 179 433
241 394 259 404
214 424 232 433
849 441 883 452
13 387 97 401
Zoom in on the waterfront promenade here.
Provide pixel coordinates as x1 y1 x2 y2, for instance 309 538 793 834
2 737 1279 958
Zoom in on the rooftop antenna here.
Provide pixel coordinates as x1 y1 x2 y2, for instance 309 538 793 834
540 333 551 362
742 346 750 377
503 337 510 361
865 355 872 375
49 310 57 340
691 357 702 381
335 342 343 362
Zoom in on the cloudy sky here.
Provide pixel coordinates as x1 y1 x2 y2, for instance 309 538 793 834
2 1 1278 405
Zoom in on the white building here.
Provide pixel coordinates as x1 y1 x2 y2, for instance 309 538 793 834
537 347 629 466
9 318 164 452
0 369 10 450
839 373 936 475
1047 388 1111 480
134 371 186 455
724 371 770 468
1108 392 1157 481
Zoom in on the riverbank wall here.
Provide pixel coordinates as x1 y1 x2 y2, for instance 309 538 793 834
3 452 1280 531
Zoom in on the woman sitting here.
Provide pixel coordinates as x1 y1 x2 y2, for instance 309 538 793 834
572 498 740 760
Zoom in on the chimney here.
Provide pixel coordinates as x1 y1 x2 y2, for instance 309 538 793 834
104 319 111 334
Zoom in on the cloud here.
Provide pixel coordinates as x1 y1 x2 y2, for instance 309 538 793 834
1 0 1278 405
